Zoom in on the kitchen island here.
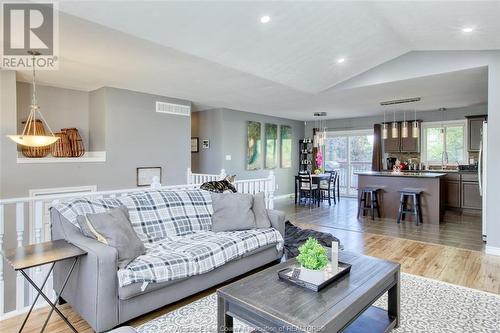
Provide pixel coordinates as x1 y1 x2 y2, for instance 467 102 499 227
356 171 446 224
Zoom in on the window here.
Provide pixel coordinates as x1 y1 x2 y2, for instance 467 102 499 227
421 120 467 165
324 129 373 196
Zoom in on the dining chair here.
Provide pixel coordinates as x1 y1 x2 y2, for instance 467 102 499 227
319 172 334 205
297 174 318 207
322 170 338 205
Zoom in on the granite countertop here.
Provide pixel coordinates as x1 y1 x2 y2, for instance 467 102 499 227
356 171 446 178
383 169 478 174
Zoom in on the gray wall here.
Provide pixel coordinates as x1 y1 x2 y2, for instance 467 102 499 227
0 72 192 312
89 88 106 151
101 87 191 188
192 108 304 196
191 109 224 173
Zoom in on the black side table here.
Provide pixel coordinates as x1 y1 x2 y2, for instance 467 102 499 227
3 239 87 333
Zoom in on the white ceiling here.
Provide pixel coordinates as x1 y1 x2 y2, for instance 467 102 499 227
12 1 500 120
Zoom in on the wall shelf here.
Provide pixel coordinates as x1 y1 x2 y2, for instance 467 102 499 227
17 151 106 164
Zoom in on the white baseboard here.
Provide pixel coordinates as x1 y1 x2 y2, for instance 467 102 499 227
485 245 500 256
274 193 294 200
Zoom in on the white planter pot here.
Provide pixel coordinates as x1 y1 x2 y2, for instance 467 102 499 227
300 266 326 285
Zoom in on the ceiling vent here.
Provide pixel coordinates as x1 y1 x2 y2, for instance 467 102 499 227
156 101 191 116
380 97 421 106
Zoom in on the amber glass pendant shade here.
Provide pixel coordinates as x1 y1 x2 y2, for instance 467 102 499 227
6 51 59 148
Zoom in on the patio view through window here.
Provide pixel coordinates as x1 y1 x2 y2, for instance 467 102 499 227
324 129 374 196
421 120 466 165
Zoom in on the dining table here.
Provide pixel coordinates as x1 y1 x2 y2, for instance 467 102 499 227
294 173 332 207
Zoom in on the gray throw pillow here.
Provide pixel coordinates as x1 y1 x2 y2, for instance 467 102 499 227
76 206 145 269
253 192 271 228
211 192 256 232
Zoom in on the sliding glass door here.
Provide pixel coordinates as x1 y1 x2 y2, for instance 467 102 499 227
324 129 373 196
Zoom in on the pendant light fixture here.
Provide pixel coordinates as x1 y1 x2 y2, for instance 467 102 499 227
412 108 419 138
382 109 388 139
401 111 409 138
7 51 59 147
313 112 327 147
391 111 399 138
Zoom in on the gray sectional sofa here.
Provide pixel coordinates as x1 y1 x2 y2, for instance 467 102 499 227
50 189 285 332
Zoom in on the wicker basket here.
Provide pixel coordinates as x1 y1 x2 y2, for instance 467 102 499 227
21 119 51 158
51 131 72 157
62 128 85 157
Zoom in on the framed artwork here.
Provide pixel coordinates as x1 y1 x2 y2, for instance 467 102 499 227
136 167 162 187
191 137 199 153
202 139 210 149
265 123 278 169
246 121 262 170
280 125 292 168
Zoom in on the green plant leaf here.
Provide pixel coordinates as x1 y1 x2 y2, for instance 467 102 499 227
297 237 329 270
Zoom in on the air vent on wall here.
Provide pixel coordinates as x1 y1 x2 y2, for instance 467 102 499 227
156 101 191 116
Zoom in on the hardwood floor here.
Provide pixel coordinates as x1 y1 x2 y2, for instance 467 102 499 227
277 197 485 251
1 198 498 333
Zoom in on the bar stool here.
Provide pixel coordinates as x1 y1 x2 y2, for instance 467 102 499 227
397 188 423 225
357 187 381 220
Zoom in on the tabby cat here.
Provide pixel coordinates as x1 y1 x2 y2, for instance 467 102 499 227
200 175 237 193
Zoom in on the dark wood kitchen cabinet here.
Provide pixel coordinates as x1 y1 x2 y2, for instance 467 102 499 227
461 173 481 210
442 173 461 209
400 127 420 152
444 180 461 208
442 172 481 212
461 181 481 210
467 115 487 152
383 123 400 153
382 122 420 153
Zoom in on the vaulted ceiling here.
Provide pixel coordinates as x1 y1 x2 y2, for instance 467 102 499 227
13 1 500 119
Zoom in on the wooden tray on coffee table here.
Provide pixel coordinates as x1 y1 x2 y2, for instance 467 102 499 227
277 261 351 292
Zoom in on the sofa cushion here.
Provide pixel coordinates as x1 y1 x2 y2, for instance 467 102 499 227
76 206 146 269
117 228 284 287
118 243 276 300
253 192 272 228
53 189 214 243
211 192 255 232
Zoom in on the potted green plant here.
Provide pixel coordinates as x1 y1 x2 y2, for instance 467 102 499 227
297 238 329 284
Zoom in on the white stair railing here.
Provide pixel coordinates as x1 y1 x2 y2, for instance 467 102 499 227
0 168 276 319
187 168 227 184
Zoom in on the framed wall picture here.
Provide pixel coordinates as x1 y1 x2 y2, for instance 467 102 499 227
202 139 210 149
265 123 278 169
247 121 262 170
280 125 292 168
136 167 162 187
191 137 199 153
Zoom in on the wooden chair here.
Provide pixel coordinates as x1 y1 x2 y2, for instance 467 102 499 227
335 172 340 202
357 187 382 220
320 171 335 205
397 188 423 225
323 170 340 204
297 174 318 207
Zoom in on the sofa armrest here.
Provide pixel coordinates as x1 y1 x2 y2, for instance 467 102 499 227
267 209 286 237
51 208 119 332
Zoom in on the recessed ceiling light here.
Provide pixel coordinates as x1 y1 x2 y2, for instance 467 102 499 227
260 15 270 24
337 58 346 64
462 27 474 33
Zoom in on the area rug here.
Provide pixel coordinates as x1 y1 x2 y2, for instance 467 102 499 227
137 273 500 333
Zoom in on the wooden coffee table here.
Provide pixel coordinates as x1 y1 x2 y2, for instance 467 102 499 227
217 251 400 333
